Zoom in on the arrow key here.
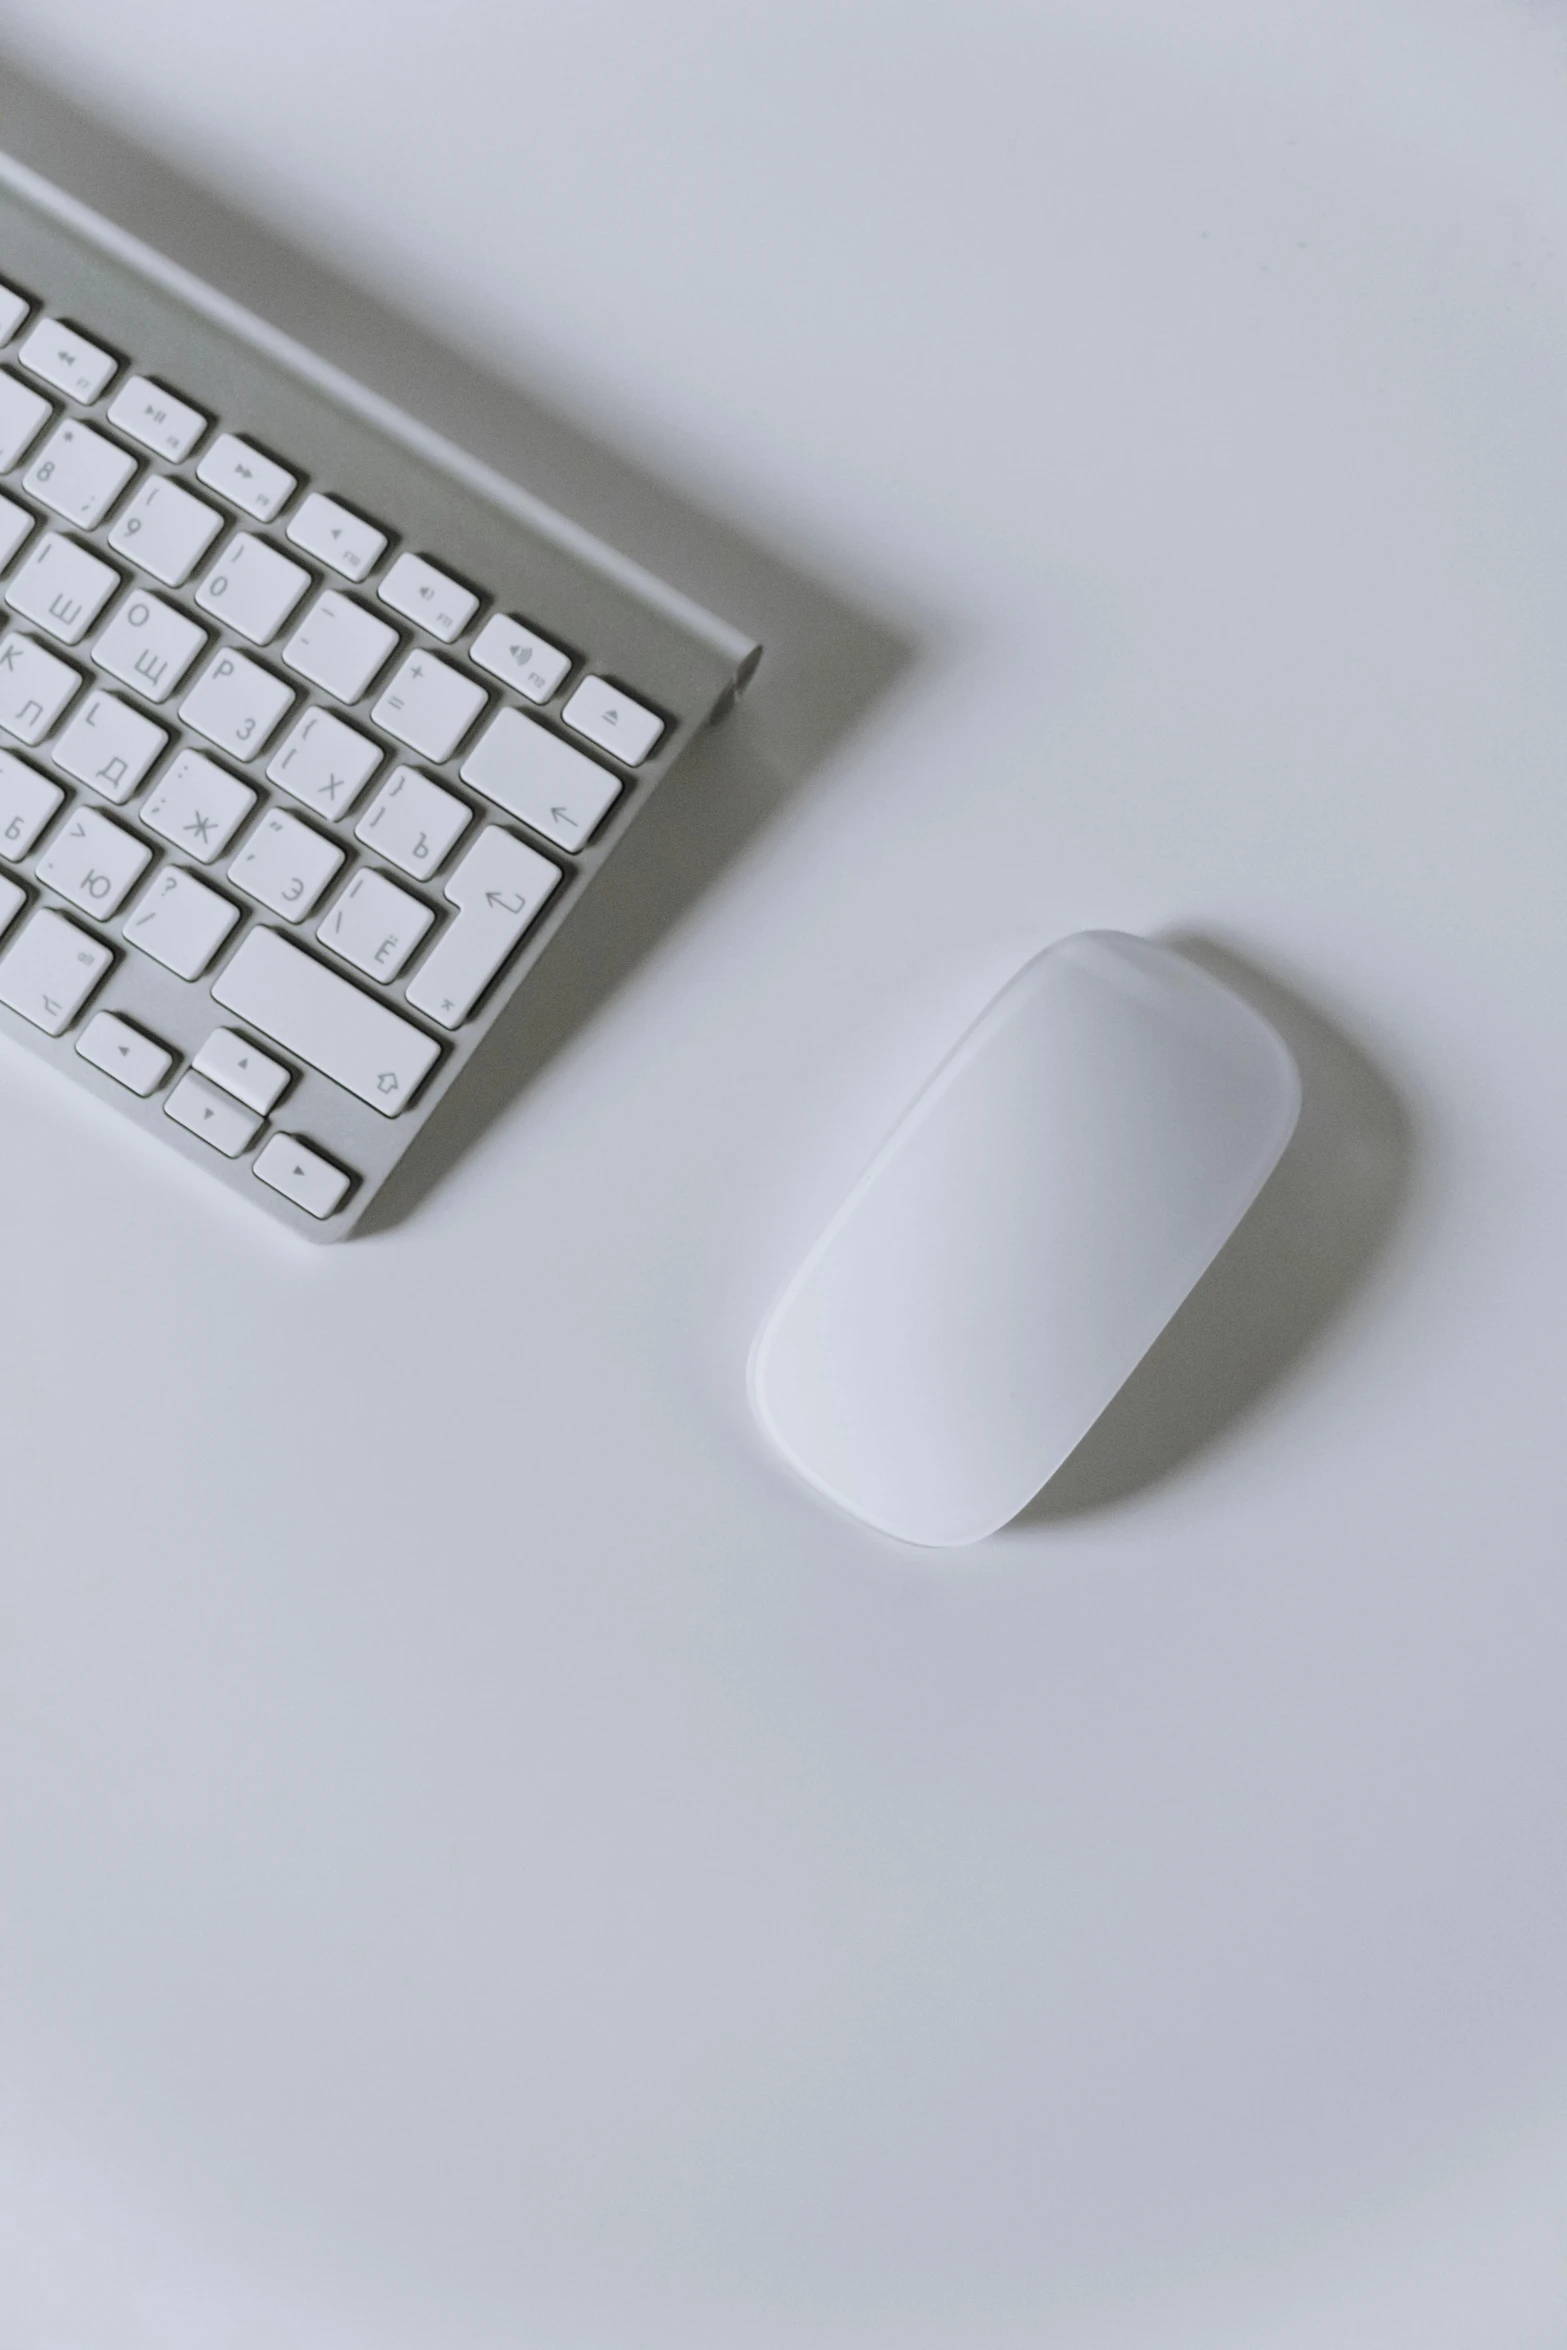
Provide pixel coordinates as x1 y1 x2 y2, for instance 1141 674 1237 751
253 1132 353 1219
193 1026 292 1114
77 1010 173 1096
165 1070 262 1157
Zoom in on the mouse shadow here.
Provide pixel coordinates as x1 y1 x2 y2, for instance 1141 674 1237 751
1012 934 1416 1527
0 57 917 1236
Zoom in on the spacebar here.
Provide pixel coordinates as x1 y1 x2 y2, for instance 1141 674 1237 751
212 928 442 1116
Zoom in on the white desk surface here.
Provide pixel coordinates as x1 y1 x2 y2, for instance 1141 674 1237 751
0 2 1563 2343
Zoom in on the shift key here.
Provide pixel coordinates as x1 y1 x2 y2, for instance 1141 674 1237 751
213 927 440 1114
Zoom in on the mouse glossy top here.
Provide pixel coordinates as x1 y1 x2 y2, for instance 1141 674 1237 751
748 932 1300 1547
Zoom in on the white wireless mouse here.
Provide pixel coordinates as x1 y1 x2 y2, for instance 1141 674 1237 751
748 932 1301 1547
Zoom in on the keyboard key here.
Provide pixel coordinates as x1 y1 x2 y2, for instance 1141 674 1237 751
0 284 30 346
266 706 381 820
106 375 206 462
178 649 295 760
122 864 240 979
0 629 81 743
196 433 295 521
0 751 62 859
281 589 396 703
470 613 572 704
317 866 433 982
378 551 477 642
93 591 207 702
196 531 311 645
286 492 386 582
561 676 664 766
25 419 136 529
0 372 51 471
0 494 35 573
213 927 441 1115
193 1027 291 1113
52 689 167 803
460 707 620 852
165 1070 261 1156
140 749 255 862
108 475 223 586
0 905 112 1032
254 1132 352 1217
35 804 151 917
370 649 485 762
404 825 560 1028
77 1010 172 1095
0 871 23 935
17 319 117 403
228 808 343 920
354 764 470 880
4 531 119 645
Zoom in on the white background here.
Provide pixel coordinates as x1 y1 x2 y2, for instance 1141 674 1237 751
0 2 1564 2343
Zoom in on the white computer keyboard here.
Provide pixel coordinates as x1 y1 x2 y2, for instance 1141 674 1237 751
0 153 758 1237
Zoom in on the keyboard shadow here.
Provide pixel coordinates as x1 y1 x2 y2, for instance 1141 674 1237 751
1011 934 1417 1527
0 58 916 1237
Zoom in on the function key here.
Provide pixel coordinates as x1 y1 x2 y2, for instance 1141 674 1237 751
253 1132 353 1218
0 283 30 347
0 373 53 471
378 550 477 642
287 491 387 583
107 375 208 463
17 319 118 405
470 612 572 704
196 433 296 522
561 676 664 767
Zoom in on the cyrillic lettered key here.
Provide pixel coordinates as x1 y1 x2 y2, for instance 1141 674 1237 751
4 531 118 644
52 690 167 803
265 706 380 819
165 1071 261 1156
213 927 441 1114
24 419 136 529
0 751 62 859
353 764 470 880
0 630 81 744
286 493 386 582
316 866 432 982
195 434 295 521
178 648 295 759
35 804 151 918
0 494 35 573
140 750 255 863
77 1010 172 1095
92 591 207 702
460 707 620 852
0 905 112 1032
0 872 22 936
122 865 239 979
404 825 560 1028
17 320 117 403
253 1132 353 1217
106 375 206 462
228 808 343 921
